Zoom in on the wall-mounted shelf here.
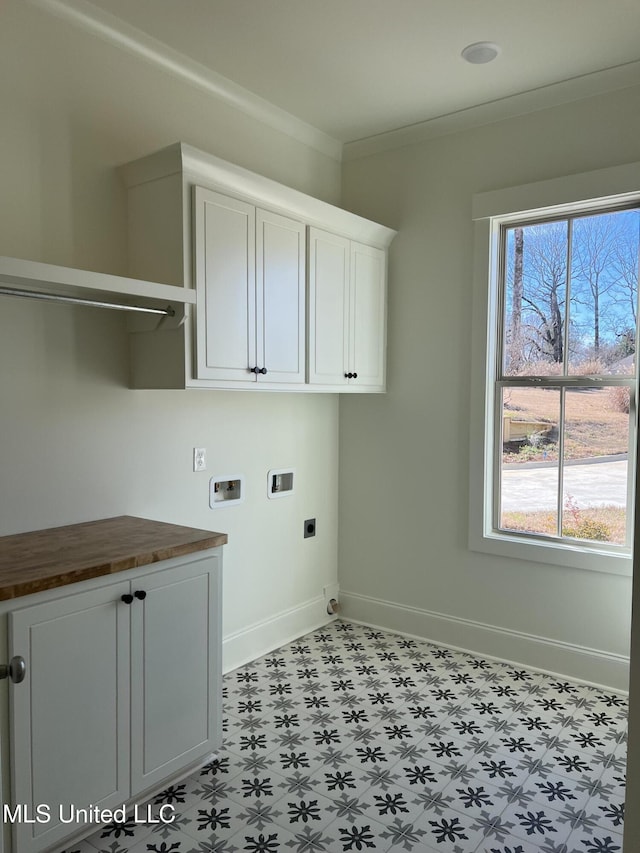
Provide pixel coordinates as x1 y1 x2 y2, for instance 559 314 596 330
0 256 196 316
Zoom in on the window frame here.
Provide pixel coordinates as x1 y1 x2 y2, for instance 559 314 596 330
469 162 640 576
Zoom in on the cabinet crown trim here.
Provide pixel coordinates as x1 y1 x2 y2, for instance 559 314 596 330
120 142 397 249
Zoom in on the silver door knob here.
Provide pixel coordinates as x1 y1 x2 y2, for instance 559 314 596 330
0 656 26 683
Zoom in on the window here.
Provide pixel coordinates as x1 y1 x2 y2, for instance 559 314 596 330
497 208 638 549
470 163 640 574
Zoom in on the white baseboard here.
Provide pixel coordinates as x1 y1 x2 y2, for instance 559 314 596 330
223 595 335 673
340 591 629 692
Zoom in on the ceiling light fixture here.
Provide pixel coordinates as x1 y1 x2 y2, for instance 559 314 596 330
461 41 501 64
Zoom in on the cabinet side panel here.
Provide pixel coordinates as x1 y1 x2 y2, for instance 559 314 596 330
129 327 187 390
307 228 349 385
127 174 188 388
127 175 185 287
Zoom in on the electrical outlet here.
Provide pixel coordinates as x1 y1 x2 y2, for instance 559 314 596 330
304 518 316 538
193 448 207 472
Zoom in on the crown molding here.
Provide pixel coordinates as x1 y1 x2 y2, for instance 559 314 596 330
28 0 640 166
343 60 640 161
28 0 343 162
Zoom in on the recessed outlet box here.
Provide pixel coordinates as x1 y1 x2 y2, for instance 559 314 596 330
268 468 295 499
304 518 316 538
210 475 244 508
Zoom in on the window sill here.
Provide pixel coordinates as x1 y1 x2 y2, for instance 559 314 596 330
469 527 632 576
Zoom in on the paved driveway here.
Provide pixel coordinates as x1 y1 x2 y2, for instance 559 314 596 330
501 459 628 512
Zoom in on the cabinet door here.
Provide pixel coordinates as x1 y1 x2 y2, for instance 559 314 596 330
130 553 222 793
10 583 131 853
307 227 350 385
194 187 256 382
349 241 387 389
257 209 306 384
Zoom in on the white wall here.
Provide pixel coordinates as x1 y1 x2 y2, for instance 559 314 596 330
340 85 640 689
2 0 636 690
0 0 341 669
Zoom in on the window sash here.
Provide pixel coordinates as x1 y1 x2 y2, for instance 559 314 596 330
493 378 636 551
491 203 638 554
496 204 640 381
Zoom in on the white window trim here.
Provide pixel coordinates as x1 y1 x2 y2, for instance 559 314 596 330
469 161 640 577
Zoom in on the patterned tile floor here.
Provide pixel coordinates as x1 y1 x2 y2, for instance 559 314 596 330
73 620 627 853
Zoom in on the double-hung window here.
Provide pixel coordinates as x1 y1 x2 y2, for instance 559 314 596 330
470 164 640 574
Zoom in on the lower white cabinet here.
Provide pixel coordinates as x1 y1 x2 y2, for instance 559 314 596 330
7 551 222 853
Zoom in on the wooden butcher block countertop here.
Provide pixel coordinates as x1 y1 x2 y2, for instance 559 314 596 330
0 516 227 601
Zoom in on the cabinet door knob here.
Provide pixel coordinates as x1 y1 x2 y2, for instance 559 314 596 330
134 590 147 601
250 366 260 374
121 593 134 605
259 367 268 375
352 372 358 379
0 655 26 684
344 372 351 379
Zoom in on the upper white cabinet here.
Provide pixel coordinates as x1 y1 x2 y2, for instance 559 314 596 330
120 142 395 392
194 188 305 385
308 228 386 390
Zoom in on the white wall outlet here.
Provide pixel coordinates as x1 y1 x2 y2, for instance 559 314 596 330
193 447 207 472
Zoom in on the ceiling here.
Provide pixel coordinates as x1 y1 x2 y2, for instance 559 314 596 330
71 0 640 144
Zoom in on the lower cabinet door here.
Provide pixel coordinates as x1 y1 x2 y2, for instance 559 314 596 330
9 582 131 853
130 553 222 793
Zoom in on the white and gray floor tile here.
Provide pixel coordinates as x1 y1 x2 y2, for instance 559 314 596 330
73 621 626 853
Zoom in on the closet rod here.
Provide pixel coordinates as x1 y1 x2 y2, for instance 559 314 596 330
0 286 175 316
